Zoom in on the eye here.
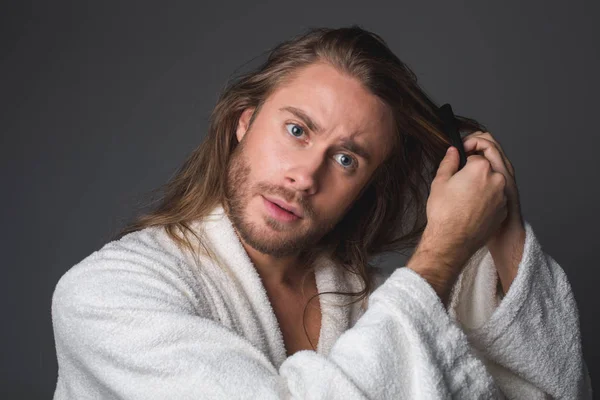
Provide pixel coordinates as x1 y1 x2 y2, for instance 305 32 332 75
333 153 358 170
285 123 305 138
285 122 358 171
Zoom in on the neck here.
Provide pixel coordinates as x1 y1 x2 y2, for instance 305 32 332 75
222 200 321 290
243 240 313 290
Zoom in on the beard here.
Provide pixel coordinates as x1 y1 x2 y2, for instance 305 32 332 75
223 139 340 259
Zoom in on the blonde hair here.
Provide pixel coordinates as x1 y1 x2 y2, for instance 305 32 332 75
113 25 487 350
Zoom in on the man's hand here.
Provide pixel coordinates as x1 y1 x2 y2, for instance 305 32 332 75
407 143 509 306
462 131 526 295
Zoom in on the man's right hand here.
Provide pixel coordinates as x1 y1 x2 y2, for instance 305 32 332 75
407 145 508 306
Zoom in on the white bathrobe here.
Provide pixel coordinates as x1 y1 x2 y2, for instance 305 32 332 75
51 203 592 399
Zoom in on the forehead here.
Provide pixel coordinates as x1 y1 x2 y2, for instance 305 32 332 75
265 62 394 158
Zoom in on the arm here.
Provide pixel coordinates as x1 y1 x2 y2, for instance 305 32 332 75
447 220 593 399
52 237 503 399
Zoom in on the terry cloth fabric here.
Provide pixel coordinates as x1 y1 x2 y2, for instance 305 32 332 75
51 203 592 399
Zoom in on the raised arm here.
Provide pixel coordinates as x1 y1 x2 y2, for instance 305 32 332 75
448 220 593 399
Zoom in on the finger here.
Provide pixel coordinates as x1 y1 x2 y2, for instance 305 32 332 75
463 137 513 178
435 146 460 182
463 132 514 176
461 130 485 141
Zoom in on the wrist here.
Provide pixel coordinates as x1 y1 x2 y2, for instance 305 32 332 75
406 248 462 307
416 230 472 273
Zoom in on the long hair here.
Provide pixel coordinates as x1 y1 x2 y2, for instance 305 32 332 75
112 25 486 351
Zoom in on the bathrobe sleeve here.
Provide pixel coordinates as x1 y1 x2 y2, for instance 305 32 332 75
446 220 593 399
52 233 504 399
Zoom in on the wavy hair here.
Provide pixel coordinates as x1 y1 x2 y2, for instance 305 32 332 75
112 25 486 351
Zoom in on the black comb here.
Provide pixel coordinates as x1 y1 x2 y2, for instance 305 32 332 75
437 103 467 170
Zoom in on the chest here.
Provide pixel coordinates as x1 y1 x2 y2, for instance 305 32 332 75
265 283 322 357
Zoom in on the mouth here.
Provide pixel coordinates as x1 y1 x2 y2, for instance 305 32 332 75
263 195 303 218
262 196 301 222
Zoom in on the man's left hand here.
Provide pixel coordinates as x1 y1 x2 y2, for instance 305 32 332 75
461 131 526 294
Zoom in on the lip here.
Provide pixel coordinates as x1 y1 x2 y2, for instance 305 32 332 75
262 195 303 218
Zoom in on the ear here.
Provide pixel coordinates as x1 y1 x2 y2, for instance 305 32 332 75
236 107 256 143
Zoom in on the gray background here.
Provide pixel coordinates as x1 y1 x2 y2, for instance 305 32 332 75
2 0 598 397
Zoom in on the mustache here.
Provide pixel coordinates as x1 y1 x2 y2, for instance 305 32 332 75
256 185 311 217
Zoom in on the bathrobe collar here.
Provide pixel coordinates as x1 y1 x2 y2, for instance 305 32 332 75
191 203 365 369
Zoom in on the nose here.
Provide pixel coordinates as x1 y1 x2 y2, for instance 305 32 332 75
284 150 325 195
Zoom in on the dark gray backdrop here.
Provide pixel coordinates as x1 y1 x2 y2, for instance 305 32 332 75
2 1 598 397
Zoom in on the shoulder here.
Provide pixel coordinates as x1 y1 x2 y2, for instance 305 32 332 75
52 225 210 319
369 265 392 292
350 264 393 317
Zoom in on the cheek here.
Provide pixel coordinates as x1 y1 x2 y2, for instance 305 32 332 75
319 181 365 216
339 177 372 209
245 132 288 178
262 129 297 167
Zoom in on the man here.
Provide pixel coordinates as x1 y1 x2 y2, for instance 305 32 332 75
51 26 592 399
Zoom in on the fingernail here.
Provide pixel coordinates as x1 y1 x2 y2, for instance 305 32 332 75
447 146 454 153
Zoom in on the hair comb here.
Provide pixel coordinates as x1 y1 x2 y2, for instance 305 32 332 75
437 103 467 170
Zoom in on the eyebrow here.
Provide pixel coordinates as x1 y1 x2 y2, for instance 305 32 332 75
279 106 373 163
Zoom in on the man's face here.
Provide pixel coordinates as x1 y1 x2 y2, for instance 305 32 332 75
224 62 394 258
